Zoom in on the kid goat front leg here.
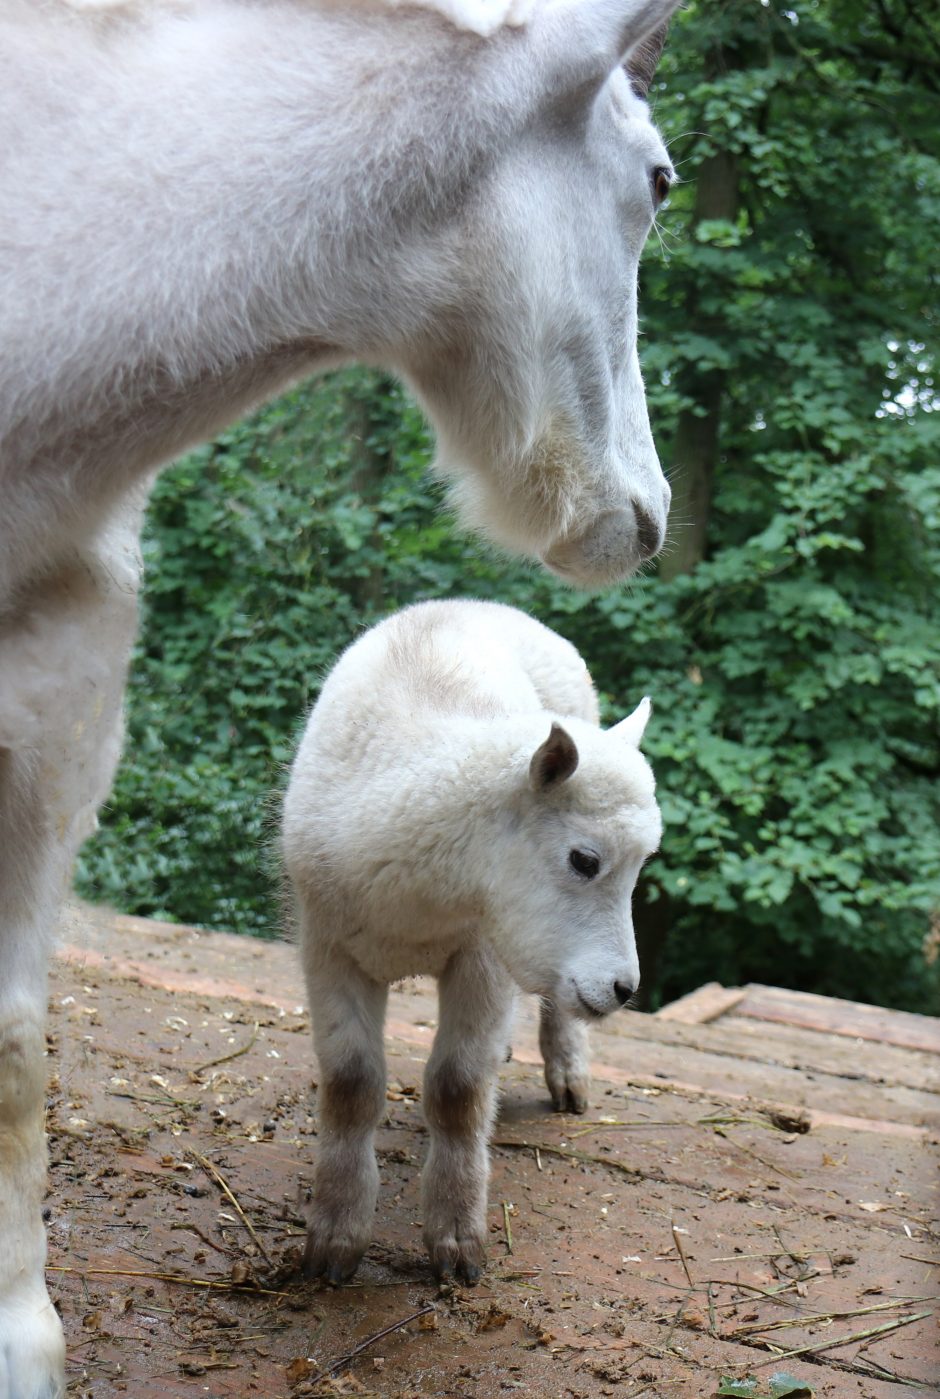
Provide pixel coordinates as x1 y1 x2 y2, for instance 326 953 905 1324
303 944 389 1286
421 946 515 1283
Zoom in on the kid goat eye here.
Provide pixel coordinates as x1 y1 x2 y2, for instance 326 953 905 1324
569 849 600 879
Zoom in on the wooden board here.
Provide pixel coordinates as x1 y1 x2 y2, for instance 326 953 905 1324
48 901 940 1398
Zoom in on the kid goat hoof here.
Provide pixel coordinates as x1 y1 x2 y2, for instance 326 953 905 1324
551 1083 590 1115
430 1246 486 1287
302 1239 365 1287
436 1262 483 1287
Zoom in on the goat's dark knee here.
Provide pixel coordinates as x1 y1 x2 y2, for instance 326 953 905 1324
424 1062 487 1139
319 1054 385 1131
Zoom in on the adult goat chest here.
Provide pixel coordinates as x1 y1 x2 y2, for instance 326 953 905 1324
0 1 677 1394
282 599 661 1284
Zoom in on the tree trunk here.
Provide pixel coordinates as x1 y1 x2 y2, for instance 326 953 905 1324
346 375 395 613
639 92 743 1003
658 148 740 581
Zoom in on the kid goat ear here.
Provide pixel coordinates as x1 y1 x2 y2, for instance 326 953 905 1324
610 695 652 748
530 722 579 790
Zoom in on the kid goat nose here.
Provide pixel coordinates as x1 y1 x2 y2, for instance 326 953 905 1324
614 980 635 1007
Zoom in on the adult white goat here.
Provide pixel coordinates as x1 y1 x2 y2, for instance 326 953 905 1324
0 0 676 1392
283 599 660 1284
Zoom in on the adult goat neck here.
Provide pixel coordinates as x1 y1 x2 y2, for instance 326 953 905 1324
0 1 677 1395
0 0 677 599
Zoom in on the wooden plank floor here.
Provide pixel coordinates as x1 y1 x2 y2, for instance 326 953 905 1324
49 902 939 1398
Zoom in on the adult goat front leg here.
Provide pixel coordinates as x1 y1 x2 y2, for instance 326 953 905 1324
0 501 143 1399
422 946 515 1283
0 754 67 1399
302 943 389 1285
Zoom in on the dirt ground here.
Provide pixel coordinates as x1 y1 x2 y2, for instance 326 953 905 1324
47 903 939 1398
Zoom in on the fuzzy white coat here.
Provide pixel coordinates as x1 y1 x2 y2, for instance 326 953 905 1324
0 1 677 1391
283 599 661 1282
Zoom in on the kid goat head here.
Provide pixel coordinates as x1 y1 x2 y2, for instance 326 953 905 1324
500 698 660 1016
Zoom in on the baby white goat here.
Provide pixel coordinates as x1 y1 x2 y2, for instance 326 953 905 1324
283 600 660 1283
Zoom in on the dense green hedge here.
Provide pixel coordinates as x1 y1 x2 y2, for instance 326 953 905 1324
77 0 940 1013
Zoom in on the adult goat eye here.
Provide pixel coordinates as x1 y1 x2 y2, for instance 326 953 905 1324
652 167 671 207
569 849 600 880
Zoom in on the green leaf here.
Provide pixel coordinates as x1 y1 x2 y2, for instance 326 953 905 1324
715 1374 814 1398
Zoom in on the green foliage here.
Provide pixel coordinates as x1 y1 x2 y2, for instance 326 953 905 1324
78 0 940 1011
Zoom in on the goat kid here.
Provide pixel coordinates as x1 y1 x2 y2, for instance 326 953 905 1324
283 600 661 1283
0 1 676 1392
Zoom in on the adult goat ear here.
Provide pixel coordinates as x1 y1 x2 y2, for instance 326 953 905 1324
530 722 579 789
624 18 670 100
610 696 651 748
543 0 677 90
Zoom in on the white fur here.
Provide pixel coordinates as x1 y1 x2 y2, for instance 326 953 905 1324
282 599 661 1282
0 0 677 1388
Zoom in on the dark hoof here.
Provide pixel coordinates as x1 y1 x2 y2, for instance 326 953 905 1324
432 1252 484 1287
551 1087 588 1115
303 1240 360 1286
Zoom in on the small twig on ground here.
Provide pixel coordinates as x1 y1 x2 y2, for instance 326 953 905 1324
107 1087 200 1111
493 1139 641 1179
749 1309 932 1365
189 1022 260 1075
729 1295 933 1338
661 1298 691 1353
703 1278 806 1306
672 1225 694 1289
46 1265 286 1295
312 1302 436 1382
710 1252 798 1262
169 1221 235 1256
697 1113 764 1128
569 1120 686 1139
713 1127 801 1182
707 1281 717 1338
502 1201 514 1255
650 1278 799 1323
528 1202 566 1225
853 1354 928 1387
772 1224 810 1272
189 1150 273 1267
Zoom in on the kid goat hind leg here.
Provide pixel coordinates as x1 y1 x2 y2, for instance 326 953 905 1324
539 1000 592 1115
